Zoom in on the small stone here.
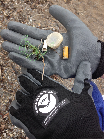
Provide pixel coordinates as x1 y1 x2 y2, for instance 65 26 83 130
3 133 6 137
46 32 63 49
10 134 13 137
0 125 5 130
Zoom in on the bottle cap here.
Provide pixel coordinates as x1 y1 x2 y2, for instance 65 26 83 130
46 32 63 49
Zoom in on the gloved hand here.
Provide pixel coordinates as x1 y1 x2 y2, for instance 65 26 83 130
1 5 104 94
8 69 104 139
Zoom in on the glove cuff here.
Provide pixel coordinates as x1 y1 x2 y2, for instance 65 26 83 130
92 40 104 79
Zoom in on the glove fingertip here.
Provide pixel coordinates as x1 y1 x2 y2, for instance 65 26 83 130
16 90 24 105
81 78 91 94
9 106 19 117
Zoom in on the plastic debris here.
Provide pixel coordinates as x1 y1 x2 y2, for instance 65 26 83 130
42 40 47 52
46 32 63 49
63 46 69 59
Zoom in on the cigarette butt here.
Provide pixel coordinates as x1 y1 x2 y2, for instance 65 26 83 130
42 40 47 52
63 46 69 59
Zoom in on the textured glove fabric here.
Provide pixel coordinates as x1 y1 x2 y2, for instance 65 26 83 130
92 40 104 79
72 80 104 132
8 69 104 139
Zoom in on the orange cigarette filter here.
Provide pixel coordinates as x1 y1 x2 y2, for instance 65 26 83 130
63 46 69 59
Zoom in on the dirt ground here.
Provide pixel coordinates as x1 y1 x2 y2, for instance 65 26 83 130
0 0 104 138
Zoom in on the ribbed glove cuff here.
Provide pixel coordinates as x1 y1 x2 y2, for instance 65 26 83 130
92 40 104 79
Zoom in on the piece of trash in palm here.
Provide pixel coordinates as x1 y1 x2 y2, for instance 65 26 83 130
19 32 64 80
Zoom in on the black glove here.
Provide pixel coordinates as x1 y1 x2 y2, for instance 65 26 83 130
0 5 104 94
8 69 104 139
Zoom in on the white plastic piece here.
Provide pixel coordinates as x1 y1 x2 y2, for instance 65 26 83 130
42 40 47 52
46 32 63 49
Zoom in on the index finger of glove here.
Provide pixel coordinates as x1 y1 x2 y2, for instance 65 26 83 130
17 74 39 95
24 68 61 87
7 21 53 40
18 69 70 96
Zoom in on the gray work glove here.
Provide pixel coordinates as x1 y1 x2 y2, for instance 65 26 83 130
0 5 102 94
